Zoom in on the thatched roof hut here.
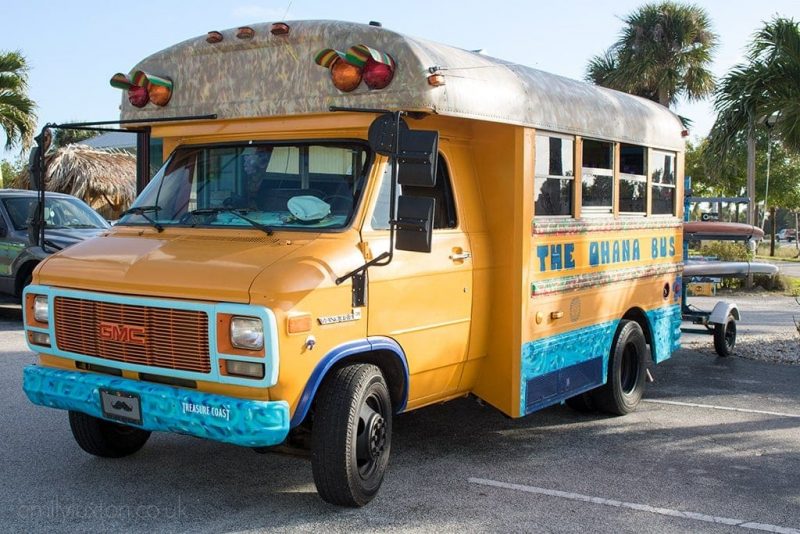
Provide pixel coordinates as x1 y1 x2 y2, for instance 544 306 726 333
14 144 136 220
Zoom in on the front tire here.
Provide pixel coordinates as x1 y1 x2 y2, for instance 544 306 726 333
714 315 736 357
592 320 648 416
311 364 392 507
68 411 151 458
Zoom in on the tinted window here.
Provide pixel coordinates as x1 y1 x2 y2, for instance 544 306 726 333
619 144 647 214
651 150 677 215
2 197 108 231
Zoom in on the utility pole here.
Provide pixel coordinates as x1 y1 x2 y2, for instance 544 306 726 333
746 123 756 288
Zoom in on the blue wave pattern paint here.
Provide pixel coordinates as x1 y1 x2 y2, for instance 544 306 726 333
645 304 682 363
520 303 681 414
23 366 289 448
521 320 618 414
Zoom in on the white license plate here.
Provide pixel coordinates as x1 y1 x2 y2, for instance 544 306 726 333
100 389 142 425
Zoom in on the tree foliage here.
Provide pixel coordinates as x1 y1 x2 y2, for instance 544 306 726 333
688 132 800 211
0 50 37 150
53 125 96 148
586 2 717 107
707 17 800 162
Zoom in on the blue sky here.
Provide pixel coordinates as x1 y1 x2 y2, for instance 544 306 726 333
2 0 798 160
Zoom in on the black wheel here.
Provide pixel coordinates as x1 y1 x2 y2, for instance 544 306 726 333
592 320 648 416
68 411 151 458
713 314 737 357
565 392 596 412
311 364 392 507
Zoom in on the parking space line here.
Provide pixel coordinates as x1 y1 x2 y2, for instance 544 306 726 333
468 478 800 534
643 399 800 418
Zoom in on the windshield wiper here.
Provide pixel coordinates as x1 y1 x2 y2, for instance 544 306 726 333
189 208 274 236
122 205 164 232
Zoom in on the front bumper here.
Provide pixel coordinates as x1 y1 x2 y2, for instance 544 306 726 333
23 366 290 448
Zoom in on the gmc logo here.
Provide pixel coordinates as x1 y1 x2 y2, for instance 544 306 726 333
99 322 146 345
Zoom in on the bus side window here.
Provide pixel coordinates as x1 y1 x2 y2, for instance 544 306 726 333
534 134 574 217
581 139 614 215
371 154 457 231
650 150 677 215
619 144 647 215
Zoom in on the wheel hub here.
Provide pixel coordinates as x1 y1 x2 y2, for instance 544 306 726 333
367 414 386 459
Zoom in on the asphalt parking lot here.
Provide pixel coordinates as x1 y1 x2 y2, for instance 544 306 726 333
0 304 798 534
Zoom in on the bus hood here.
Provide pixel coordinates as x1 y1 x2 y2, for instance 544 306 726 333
34 230 311 303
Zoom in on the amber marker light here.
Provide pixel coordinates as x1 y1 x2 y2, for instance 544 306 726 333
271 22 290 35
206 31 223 43
427 74 446 87
287 313 312 334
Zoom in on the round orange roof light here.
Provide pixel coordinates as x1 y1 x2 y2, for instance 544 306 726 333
330 58 362 92
148 84 172 106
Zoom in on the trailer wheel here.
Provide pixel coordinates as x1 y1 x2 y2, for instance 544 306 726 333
593 320 647 415
713 314 737 357
311 364 392 507
68 411 151 458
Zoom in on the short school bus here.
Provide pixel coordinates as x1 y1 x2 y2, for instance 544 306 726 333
22 20 683 506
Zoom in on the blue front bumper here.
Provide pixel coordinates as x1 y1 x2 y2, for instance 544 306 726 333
23 366 290 448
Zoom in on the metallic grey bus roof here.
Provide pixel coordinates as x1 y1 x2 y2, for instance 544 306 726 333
121 20 685 151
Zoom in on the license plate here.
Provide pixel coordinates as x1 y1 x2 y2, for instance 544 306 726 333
100 389 142 425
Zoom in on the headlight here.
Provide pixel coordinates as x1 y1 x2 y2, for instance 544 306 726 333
33 295 49 323
230 316 264 350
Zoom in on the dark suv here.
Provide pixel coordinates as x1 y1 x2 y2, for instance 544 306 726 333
0 190 110 299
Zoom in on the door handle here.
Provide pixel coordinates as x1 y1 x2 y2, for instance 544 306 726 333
449 251 472 261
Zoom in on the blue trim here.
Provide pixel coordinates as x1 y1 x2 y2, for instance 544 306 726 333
525 357 604 413
645 304 682 363
289 336 409 428
23 366 289 448
521 320 619 415
22 285 280 388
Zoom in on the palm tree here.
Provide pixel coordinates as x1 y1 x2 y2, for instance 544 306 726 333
708 17 800 158
586 2 717 108
705 17 800 226
0 50 37 150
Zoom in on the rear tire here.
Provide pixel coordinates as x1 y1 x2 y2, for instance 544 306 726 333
68 411 150 458
713 315 736 357
592 320 648 416
311 364 392 507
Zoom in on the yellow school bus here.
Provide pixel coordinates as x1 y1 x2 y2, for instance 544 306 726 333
22 20 683 506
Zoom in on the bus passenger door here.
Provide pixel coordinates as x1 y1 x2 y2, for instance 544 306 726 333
363 155 472 409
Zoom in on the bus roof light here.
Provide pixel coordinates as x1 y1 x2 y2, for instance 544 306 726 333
206 31 223 43
237 26 255 39
427 74 446 87
271 22 290 36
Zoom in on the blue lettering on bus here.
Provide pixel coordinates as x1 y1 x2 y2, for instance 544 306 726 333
564 243 575 269
622 240 630 262
669 236 675 256
612 241 620 263
550 244 562 271
633 240 640 260
589 242 599 266
600 242 610 264
537 245 548 272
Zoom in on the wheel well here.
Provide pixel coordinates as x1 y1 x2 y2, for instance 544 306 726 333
329 349 406 412
15 261 38 297
622 308 654 361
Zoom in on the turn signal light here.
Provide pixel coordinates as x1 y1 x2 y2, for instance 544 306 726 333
224 360 265 379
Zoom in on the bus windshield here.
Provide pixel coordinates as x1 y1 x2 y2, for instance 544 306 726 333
119 142 371 231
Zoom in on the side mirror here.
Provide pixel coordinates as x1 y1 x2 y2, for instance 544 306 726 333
28 145 42 190
368 113 438 188
397 129 438 187
395 195 434 253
